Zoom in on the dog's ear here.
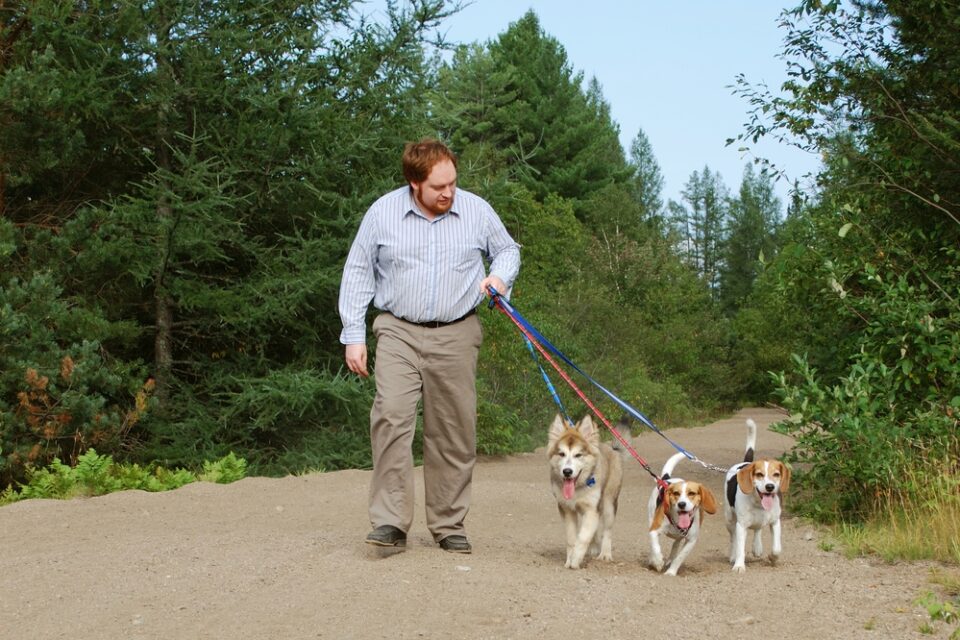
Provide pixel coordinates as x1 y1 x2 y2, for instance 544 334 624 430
737 463 755 495
650 500 667 530
577 415 600 445
650 486 669 530
548 414 568 444
699 484 718 515
778 461 791 493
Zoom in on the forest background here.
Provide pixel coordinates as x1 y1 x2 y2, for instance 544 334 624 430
1 0 957 530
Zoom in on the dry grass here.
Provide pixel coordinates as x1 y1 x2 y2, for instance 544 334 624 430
835 451 960 565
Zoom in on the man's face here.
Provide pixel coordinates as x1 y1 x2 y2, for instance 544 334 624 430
411 159 456 217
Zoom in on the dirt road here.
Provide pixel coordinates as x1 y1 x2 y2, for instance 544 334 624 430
0 408 949 639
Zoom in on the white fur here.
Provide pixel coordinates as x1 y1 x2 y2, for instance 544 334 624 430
647 452 717 576
723 418 790 573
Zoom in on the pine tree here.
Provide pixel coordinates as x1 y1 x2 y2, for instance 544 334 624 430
628 128 665 222
670 167 729 293
434 10 631 204
1 0 454 473
719 164 782 315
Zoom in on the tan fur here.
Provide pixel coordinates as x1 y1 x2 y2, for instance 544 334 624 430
698 484 718 517
737 464 755 495
650 502 667 531
651 482 716 532
737 460 791 497
646 452 716 576
776 461 791 493
547 414 623 570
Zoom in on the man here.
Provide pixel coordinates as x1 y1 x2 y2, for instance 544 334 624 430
339 139 521 554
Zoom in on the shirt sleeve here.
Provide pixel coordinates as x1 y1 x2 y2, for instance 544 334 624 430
483 208 521 299
338 210 379 344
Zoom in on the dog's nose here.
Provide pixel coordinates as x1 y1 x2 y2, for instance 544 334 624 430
765 483 776 493
563 468 573 478
677 501 687 509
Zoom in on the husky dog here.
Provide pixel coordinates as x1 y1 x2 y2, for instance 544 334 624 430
724 418 791 573
647 452 717 576
547 414 624 569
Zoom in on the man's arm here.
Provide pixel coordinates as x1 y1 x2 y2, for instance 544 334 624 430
339 210 379 376
483 208 521 298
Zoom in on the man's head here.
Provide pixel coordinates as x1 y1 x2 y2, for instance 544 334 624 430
403 139 458 217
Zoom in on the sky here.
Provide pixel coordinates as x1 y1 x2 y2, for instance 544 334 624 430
411 1 824 212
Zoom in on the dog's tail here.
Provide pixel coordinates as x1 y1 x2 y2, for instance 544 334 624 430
610 414 633 459
660 451 687 481
743 418 758 463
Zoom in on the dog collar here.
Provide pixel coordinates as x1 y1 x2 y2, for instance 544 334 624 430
586 476 596 487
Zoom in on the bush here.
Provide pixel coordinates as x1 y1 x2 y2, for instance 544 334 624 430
773 258 960 521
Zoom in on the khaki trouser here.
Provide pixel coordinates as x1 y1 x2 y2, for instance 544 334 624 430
368 312 482 541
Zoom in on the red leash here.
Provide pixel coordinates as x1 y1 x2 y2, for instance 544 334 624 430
490 296 669 490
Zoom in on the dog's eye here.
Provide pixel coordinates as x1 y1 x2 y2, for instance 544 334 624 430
574 453 583 458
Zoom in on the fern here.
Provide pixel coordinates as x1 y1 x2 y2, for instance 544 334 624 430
0 450 246 505
198 452 247 484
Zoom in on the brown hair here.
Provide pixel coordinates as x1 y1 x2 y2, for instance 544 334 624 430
402 138 458 183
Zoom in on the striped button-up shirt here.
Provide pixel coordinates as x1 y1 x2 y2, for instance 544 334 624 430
338 186 521 344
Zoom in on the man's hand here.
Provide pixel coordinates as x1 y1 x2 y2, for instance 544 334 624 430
480 275 507 298
345 343 369 378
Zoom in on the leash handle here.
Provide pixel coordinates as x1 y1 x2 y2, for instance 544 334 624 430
486 284 501 309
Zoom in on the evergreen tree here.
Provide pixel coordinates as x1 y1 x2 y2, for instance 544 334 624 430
628 128 665 223
434 10 631 205
670 167 729 293
1 0 454 476
719 164 782 315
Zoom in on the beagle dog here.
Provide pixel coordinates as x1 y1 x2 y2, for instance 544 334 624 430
724 418 791 573
647 452 717 576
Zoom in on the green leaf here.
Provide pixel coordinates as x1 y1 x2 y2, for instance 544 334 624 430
838 223 853 238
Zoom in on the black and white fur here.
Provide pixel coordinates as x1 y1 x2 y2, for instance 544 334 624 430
723 418 791 573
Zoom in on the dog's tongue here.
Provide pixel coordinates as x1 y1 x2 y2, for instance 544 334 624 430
563 478 575 500
678 512 692 530
761 493 775 510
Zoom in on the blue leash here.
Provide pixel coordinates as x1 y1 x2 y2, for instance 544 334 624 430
524 337 575 428
488 287 727 473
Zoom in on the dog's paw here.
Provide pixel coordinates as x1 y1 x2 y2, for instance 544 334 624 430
732 564 746 574
649 558 664 572
664 566 679 577
566 552 585 569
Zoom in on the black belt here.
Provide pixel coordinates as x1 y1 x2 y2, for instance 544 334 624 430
395 308 477 328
